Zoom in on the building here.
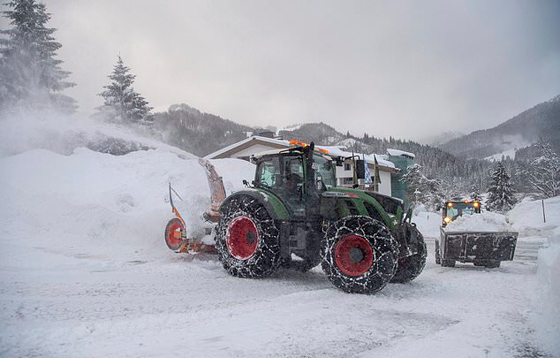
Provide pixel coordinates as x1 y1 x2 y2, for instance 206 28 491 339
205 136 413 198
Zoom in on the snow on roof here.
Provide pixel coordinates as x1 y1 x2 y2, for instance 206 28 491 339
387 148 415 159
204 136 290 159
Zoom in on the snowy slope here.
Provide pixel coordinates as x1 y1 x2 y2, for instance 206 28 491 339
1 114 559 357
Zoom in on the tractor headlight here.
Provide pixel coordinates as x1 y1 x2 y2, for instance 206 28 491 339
443 217 452 223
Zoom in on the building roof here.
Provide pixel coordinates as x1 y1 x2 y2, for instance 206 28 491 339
387 148 415 159
205 135 396 169
204 136 290 159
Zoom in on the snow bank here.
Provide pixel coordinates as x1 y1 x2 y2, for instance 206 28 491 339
445 211 512 232
508 196 560 353
508 196 560 235
534 227 560 353
0 116 256 263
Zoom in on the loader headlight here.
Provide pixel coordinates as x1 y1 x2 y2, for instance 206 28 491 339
444 217 452 223
447 202 453 207
473 202 480 208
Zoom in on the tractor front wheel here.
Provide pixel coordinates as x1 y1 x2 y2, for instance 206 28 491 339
322 216 399 294
215 195 281 278
390 224 427 283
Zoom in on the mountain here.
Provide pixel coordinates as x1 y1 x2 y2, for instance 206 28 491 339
153 103 254 157
438 95 560 159
419 131 465 147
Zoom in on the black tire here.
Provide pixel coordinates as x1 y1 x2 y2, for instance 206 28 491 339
321 216 399 294
215 195 281 278
390 224 426 283
441 259 455 267
435 240 441 265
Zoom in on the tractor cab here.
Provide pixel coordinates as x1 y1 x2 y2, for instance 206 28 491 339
252 145 336 210
442 199 481 227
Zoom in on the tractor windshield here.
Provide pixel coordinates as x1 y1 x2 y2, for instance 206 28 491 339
442 201 481 226
313 154 336 189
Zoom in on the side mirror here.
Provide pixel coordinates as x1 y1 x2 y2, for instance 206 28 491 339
335 157 344 167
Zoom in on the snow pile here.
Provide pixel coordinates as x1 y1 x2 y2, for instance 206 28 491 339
508 196 560 235
0 120 256 263
445 211 512 232
534 227 560 353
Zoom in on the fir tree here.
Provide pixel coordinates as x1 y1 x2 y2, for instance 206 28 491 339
487 162 516 212
401 164 444 211
529 140 560 198
97 55 152 125
469 186 482 203
0 0 76 112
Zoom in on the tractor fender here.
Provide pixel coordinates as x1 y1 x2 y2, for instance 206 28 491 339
219 190 291 221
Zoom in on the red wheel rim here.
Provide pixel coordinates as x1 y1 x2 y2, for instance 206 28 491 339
166 219 184 250
227 216 259 260
334 234 374 276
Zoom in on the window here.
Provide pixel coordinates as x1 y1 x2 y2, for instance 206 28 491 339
344 163 351 171
313 155 336 188
256 157 280 188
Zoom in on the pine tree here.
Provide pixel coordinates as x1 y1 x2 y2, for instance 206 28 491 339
469 186 482 203
401 164 444 211
0 0 76 112
487 162 517 212
529 140 560 198
97 55 152 125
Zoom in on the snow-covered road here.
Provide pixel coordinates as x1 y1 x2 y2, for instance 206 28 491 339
0 234 551 358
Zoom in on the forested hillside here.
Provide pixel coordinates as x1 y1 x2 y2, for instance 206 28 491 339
439 95 560 159
152 104 253 157
280 122 492 195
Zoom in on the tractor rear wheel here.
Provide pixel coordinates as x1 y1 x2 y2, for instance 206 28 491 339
390 224 427 283
321 216 399 294
215 195 281 278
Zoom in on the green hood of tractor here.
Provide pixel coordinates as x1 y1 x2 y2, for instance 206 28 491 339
326 187 404 230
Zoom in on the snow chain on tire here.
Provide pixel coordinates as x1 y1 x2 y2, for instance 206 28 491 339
390 223 427 283
215 194 281 278
321 216 399 294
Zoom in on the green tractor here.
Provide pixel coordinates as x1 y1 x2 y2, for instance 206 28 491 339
214 143 426 294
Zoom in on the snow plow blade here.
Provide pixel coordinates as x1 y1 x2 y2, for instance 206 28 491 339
437 228 518 267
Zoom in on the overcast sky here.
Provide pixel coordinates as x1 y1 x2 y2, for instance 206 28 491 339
2 0 559 141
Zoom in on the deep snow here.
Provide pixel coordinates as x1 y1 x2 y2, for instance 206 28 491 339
1 115 559 358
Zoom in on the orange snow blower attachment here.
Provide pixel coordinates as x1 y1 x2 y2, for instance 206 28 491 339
164 158 227 254
198 158 226 223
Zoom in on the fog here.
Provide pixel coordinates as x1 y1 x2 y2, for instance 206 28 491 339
3 0 559 141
